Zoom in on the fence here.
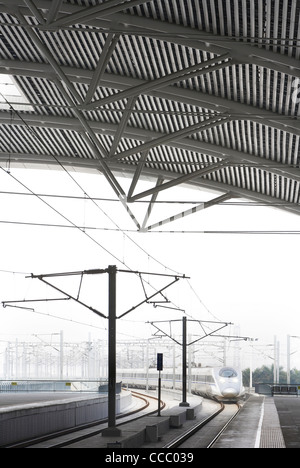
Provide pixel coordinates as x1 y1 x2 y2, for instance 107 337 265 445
272 385 299 396
255 383 300 396
0 379 111 393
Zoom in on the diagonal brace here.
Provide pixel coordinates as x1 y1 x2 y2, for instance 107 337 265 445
144 192 233 231
129 160 229 202
118 277 180 319
37 277 107 319
113 114 230 162
82 54 232 111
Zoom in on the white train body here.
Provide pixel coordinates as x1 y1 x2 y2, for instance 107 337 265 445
118 366 245 402
191 366 245 401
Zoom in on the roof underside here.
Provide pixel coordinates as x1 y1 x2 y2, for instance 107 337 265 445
1 0 300 230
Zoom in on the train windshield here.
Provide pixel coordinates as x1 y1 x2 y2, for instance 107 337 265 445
219 368 238 378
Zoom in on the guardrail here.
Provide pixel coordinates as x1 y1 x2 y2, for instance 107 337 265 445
0 379 114 393
272 385 299 396
255 383 300 396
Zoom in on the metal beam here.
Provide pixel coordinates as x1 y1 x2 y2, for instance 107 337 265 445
13 12 140 229
84 33 120 105
108 95 138 157
23 0 46 24
1 112 300 185
141 177 164 231
129 160 229 202
114 114 230 162
46 0 64 24
3 0 300 77
117 163 300 218
2 151 300 217
143 193 234 232
1 59 299 137
127 150 150 199
52 78 126 201
78 9 300 77
49 0 152 28
15 12 83 106
82 54 232 111
41 3 300 76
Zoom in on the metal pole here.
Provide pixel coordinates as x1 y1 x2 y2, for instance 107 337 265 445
188 334 192 394
274 335 277 384
158 370 161 416
146 339 149 392
180 317 189 407
287 335 291 385
102 265 122 437
60 330 64 380
277 340 280 383
173 342 176 390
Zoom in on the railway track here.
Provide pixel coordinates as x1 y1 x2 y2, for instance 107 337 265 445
4 390 165 449
163 401 241 449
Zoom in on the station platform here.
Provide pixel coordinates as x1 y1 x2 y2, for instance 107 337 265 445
65 393 203 449
214 395 286 448
69 394 286 449
273 396 300 448
2 391 298 448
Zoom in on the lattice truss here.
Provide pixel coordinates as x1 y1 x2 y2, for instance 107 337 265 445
0 0 300 230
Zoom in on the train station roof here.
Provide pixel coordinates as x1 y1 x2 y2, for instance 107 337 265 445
0 0 300 230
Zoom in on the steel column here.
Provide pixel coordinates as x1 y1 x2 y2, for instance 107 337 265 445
179 317 189 407
102 265 122 437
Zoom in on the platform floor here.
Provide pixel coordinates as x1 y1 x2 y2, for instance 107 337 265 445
65 393 203 449
274 396 300 448
214 395 285 448
3 392 299 448
67 394 287 449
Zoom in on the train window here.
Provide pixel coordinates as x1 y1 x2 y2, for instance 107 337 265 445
219 368 238 378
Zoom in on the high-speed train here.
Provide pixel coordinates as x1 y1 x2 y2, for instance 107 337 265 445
118 366 245 402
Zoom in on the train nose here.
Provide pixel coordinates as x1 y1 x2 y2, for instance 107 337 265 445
222 388 239 398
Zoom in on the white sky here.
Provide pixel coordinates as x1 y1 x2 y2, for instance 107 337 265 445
1 165 300 371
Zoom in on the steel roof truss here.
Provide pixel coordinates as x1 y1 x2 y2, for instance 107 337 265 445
4 1 300 78
16 11 83 106
46 0 64 25
48 0 152 29
23 0 46 25
1 109 299 186
114 114 230 162
1 60 299 138
129 160 229 203
108 95 138 157
15 9 141 229
142 192 234 232
82 53 232 111
141 177 164 231
84 32 120 106
127 149 150 199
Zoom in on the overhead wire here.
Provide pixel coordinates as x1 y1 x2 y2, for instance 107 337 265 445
20 306 107 331
0 98 193 320
4 54 289 323
1 219 300 235
3 14 299 338
0 189 300 207
0 92 183 275
0 165 127 266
